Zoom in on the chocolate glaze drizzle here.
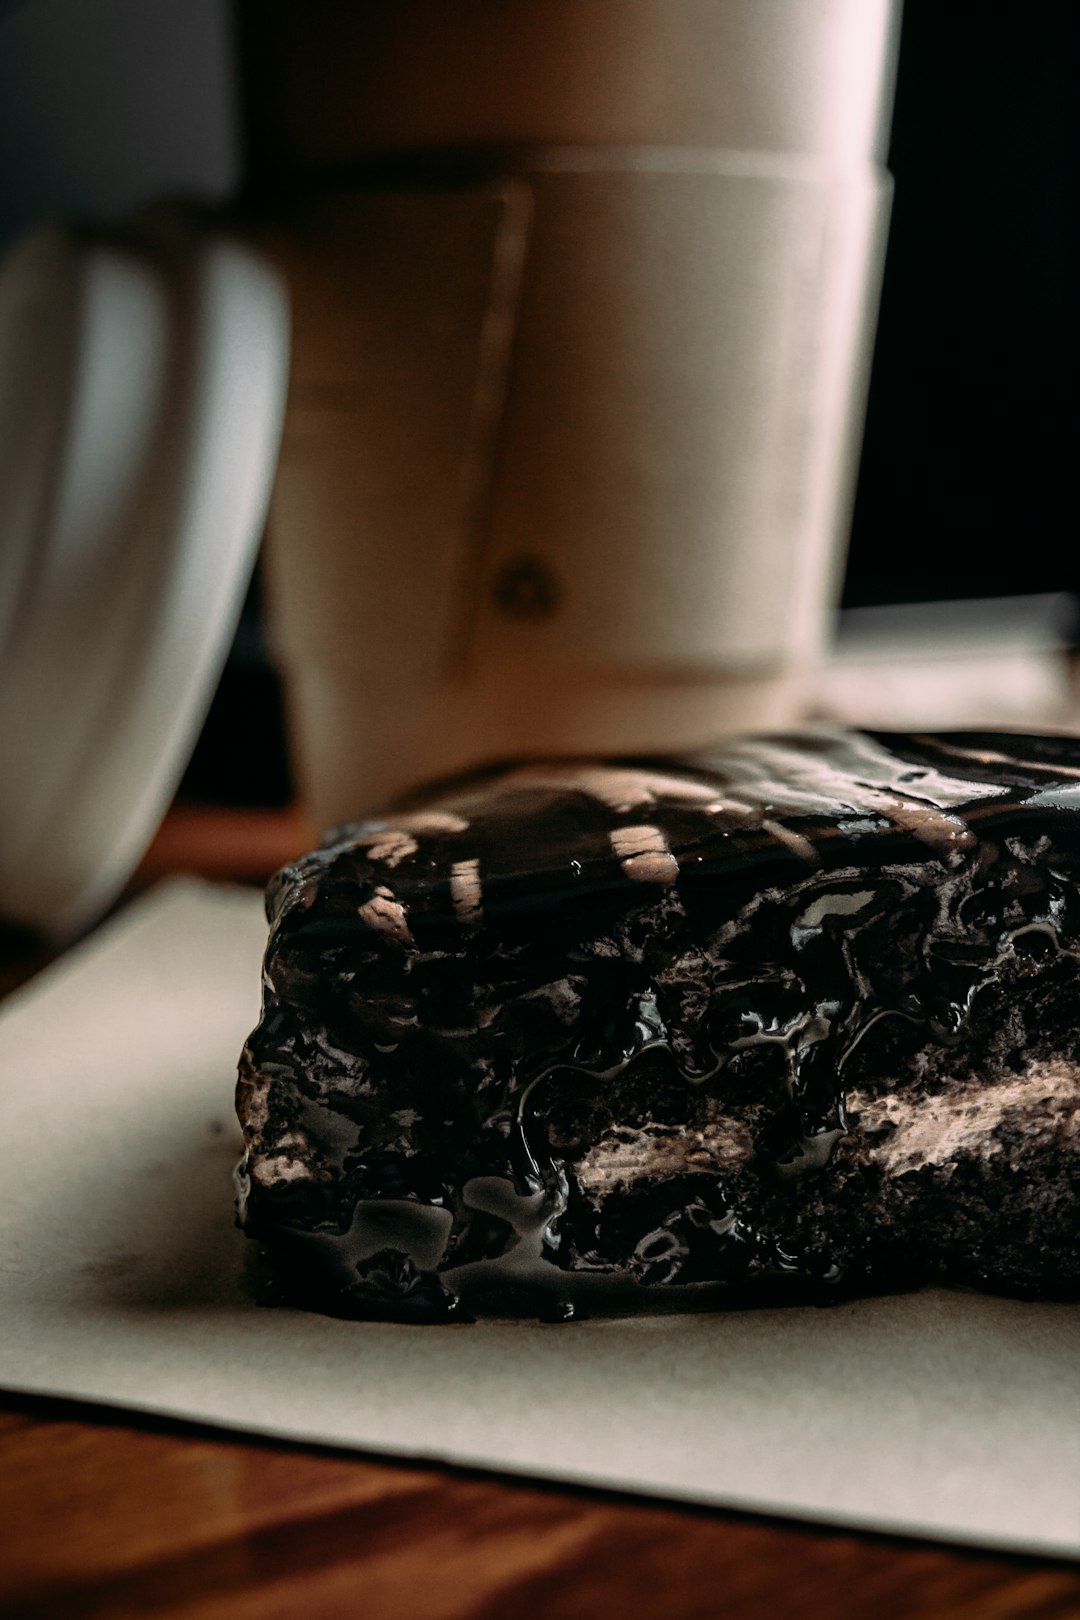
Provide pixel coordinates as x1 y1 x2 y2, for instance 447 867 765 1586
236 729 1080 1320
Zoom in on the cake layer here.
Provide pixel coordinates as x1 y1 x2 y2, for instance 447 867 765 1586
236 730 1080 1319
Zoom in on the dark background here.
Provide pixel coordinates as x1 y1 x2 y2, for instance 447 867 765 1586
844 0 1078 609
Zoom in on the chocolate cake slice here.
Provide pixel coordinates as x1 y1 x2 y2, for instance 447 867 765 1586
236 729 1080 1320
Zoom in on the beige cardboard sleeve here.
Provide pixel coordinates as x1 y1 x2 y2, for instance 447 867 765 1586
264 156 890 822
0 880 1077 1558
253 1 901 822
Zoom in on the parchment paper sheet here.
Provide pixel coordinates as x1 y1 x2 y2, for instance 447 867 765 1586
0 881 1076 1556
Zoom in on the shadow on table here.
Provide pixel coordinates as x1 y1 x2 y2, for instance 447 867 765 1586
70 1114 264 1313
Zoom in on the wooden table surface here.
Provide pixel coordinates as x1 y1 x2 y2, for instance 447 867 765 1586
1 805 1078 1620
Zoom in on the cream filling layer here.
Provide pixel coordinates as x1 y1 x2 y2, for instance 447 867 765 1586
847 1060 1080 1172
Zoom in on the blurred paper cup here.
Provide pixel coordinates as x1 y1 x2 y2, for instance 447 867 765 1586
252 0 902 825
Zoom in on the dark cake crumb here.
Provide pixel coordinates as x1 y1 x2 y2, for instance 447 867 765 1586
236 730 1080 1320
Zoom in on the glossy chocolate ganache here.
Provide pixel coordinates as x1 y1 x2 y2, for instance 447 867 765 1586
236 730 1080 1320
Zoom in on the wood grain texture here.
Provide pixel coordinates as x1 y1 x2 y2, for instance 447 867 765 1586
1 1403 1078 1620
136 804 313 887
